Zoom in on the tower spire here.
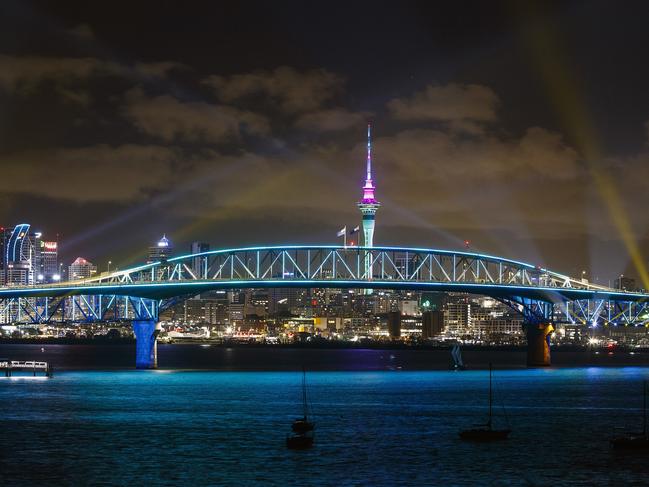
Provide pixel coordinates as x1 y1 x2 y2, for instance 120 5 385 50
366 122 372 183
362 122 377 203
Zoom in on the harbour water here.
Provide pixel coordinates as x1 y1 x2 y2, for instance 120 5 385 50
1 345 649 485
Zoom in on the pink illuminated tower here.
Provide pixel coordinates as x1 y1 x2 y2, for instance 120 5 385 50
357 123 380 279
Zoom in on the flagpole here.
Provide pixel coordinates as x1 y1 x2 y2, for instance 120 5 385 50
344 231 347 248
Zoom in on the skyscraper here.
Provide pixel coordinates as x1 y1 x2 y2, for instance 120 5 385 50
357 123 380 282
147 235 173 264
2 224 39 286
39 240 59 282
190 241 210 278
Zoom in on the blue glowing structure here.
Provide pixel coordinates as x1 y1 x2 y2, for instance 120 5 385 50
1 244 648 328
6 223 31 264
132 320 159 369
3 244 648 367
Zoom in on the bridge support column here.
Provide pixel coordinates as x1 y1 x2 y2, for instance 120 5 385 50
524 323 554 367
132 320 160 369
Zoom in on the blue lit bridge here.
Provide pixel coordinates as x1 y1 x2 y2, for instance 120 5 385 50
1 245 648 368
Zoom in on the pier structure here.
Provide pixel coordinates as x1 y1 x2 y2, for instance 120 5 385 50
1 360 53 377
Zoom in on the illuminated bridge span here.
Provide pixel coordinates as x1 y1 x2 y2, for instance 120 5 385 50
1 245 648 368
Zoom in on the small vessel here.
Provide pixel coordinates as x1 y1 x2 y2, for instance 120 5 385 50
286 367 315 449
610 381 649 450
451 344 466 371
459 363 511 441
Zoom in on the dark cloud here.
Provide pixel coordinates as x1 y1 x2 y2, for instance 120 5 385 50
123 88 270 144
67 23 95 41
0 54 120 92
0 144 179 202
387 83 500 123
0 54 183 94
295 108 370 132
204 67 344 114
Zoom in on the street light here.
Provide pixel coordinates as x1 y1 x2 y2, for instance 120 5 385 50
108 260 112 273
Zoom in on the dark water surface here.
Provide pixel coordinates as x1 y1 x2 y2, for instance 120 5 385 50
2 343 649 370
2 345 649 485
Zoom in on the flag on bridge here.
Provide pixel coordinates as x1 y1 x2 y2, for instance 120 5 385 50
336 226 347 237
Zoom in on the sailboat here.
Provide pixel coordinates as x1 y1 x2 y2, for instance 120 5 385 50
610 380 649 450
451 344 466 371
286 368 315 449
459 363 511 441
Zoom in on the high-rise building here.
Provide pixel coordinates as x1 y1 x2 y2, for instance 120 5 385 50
387 311 401 338
190 241 210 277
0 226 8 284
422 310 444 339
2 224 40 286
148 235 173 264
38 240 59 282
444 300 471 336
68 257 97 280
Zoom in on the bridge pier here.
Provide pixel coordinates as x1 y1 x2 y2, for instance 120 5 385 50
524 323 554 367
132 320 160 369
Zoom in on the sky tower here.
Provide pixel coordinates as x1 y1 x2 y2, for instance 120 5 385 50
358 123 380 279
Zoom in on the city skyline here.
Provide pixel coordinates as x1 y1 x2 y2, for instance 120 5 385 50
3 2 649 281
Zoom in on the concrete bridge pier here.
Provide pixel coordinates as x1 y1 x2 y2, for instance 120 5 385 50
524 323 554 366
132 320 161 369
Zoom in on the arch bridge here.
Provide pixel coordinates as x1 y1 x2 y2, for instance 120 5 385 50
1 245 647 368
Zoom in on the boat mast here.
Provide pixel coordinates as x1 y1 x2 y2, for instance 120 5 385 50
302 367 308 420
488 363 493 429
642 380 647 438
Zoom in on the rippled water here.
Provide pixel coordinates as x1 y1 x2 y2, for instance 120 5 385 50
2 367 649 486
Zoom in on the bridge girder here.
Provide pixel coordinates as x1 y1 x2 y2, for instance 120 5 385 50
1 246 648 326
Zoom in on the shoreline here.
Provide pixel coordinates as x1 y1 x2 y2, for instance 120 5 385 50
0 337 643 353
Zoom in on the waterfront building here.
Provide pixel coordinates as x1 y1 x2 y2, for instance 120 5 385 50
387 311 401 338
422 310 444 339
204 300 229 325
228 303 245 324
400 316 422 337
444 299 472 337
68 257 97 280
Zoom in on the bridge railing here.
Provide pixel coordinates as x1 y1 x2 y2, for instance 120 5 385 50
70 246 616 292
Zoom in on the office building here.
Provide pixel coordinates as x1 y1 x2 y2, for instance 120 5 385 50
69 257 97 280
190 241 210 277
147 234 172 264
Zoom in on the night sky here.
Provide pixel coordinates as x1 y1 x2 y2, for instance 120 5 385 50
2 0 649 284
